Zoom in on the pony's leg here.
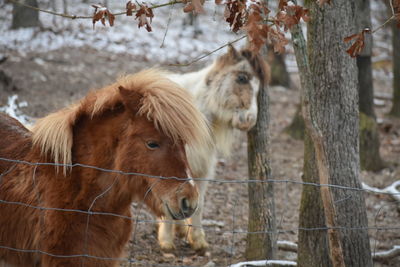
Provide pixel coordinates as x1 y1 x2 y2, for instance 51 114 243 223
157 217 176 252
175 218 190 239
186 179 209 253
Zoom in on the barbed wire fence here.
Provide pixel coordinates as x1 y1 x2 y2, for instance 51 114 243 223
0 156 399 266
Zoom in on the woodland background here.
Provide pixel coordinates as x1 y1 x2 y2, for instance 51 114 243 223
0 0 399 266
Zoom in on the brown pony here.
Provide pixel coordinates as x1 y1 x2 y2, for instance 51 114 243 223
0 69 211 267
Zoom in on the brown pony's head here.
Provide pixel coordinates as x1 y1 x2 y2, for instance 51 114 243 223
32 69 212 220
114 84 200 220
205 45 270 131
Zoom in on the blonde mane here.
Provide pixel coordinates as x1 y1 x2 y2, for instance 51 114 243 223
32 69 211 168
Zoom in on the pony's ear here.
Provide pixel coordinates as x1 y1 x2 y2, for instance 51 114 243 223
216 44 242 67
227 44 241 61
240 49 270 86
118 85 142 114
240 48 254 60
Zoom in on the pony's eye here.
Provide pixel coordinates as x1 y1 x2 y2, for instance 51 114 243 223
236 73 249 84
146 141 160 149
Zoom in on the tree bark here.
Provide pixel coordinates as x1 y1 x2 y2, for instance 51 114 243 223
291 18 345 266
292 1 373 266
356 0 385 171
11 0 40 29
246 46 277 260
298 134 332 267
389 14 400 117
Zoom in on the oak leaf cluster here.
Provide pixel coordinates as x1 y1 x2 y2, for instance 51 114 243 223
88 0 395 57
92 4 115 29
344 28 371 58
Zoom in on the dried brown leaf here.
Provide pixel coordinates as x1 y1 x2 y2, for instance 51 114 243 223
277 5 309 31
183 3 195 12
192 0 205 13
244 2 271 53
268 26 288 54
278 0 288 10
344 28 371 57
183 0 205 13
344 33 359 43
224 0 247 32
135 4 154 32
126 1 136 16
92 4 114 29
107 10 115 26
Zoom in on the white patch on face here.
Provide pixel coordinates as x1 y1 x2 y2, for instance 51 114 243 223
249 77 260 118
186 169 195 186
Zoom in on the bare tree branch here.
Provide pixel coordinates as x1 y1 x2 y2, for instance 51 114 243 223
373 245 400 262
277 240 399 263
277 240 298 253
8 0 183 20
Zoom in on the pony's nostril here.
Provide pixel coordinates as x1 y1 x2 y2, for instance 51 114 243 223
181 198 190 214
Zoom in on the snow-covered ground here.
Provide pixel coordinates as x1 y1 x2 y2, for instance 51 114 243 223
0 0 394 126
0 0 248 63
0 95 32 124
1 1 393 68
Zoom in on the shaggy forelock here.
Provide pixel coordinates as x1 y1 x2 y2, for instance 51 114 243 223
32 69 212 171
118 70 212 149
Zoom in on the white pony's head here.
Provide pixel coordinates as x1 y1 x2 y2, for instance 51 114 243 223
204 45 270 131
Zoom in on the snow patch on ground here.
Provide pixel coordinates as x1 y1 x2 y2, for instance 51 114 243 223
0 0 246 63
229 259 297 267
0 95 33 125
362 181 400 202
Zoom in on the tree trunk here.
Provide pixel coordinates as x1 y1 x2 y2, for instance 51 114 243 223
284 105 305 140
293 1 373 266
11 0 40 29
389 14 400 117
267 44 291 88
298 134 332 267
246 46 277 261
360 112 384 171
357 0 385 171
63 0 68 14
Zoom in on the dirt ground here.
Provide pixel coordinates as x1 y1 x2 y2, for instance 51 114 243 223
0 47 399 267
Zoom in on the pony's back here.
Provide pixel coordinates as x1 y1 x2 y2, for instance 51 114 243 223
0 113 32 172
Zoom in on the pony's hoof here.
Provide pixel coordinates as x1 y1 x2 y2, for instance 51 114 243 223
175 224 190 239
160 242 176 253
190 239 209 255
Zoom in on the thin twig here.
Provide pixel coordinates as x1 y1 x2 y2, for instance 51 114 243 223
8 0 183 20
160 1 175 48
371 0 396 34
168 35 246 66
371 15 395 34
389 0 395 15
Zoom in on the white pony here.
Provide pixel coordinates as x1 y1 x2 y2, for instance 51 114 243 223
159 45 269 253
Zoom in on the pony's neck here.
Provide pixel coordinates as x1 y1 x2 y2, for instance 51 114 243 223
210 118 237 156
68 112 135 213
